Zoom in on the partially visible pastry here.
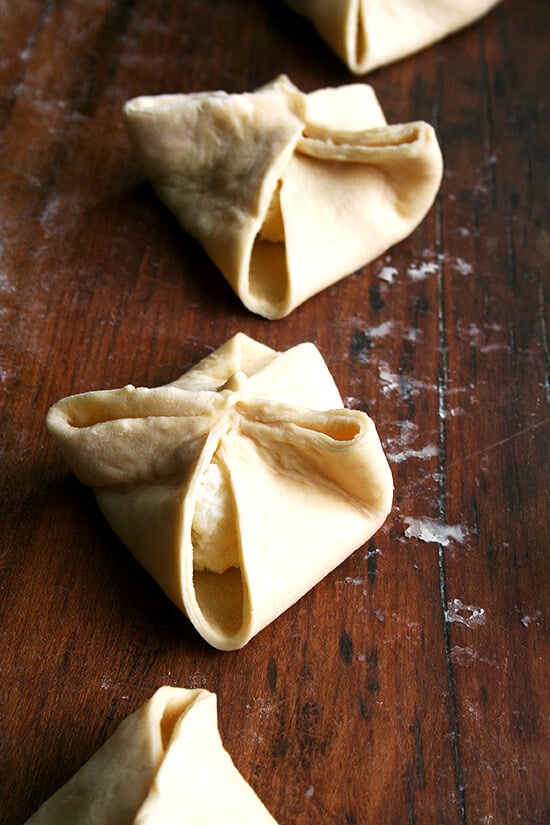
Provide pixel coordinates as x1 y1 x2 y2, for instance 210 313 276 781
24 687 278 824
47 333 393 650
282 0 501 74
123 75 442 319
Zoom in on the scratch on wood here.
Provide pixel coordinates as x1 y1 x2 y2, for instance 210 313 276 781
446 418 549 469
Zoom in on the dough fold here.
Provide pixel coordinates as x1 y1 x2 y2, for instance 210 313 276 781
47 333 393 650
282 0 501 73
123 75 442 319
24 686 278 824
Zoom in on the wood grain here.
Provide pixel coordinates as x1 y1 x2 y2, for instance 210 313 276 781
0 1 548 823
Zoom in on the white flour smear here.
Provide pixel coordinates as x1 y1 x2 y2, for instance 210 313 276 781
367 320 394 338
378 363 437 396
404 516 467 546
378 265 398 283
445 599 487 628
453 257 473 275
407 261 439 280
387 444 439 464
451 646 496 666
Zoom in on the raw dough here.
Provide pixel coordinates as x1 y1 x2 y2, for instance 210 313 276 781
282 0 501 73
24 686 278 824
46 333 393 650
123 75 442 319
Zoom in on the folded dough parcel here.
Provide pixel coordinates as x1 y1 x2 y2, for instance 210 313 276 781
23 687 279 824
123 75 442 319
47 333 393 650
282 0 501 74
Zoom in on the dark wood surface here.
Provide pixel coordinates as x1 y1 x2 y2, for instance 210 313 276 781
1 1 548 823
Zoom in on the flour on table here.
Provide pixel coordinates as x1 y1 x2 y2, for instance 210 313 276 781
378 265 398 283
445 599 486 627
387 443 439 464
404 516 467 546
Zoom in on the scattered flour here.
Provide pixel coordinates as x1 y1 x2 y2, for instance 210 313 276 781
453 257 473 276
378 265 398 283
407 261 439 281
0 272 15 294
479 343 506 353
343 576 365 586
244 697 276 716
439 407 466 419
396 419 417 438
451 646 497 666
378 363 437 396
378 364 402 394
520 611 543 627
401 251 474 280
367 320 394 338
387 443 439 464
445 599 487 628
187 671 207 689
404 326 422 342
404 516 467 546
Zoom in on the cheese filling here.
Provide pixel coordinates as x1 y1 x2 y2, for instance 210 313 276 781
192 456 239 573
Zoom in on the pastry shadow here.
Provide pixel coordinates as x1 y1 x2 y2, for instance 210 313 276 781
262 0 351 86
70 480 211 654
7 457 208 657
95 180 253 322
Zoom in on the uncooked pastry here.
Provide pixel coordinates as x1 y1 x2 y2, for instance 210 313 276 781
281 0 501 74
46 333 393 650
24 686 278 824
123 75 442 319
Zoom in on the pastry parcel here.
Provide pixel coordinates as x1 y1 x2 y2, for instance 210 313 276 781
123 75 442 319
46 333 393 650
24 686 278 824
282 0 501 74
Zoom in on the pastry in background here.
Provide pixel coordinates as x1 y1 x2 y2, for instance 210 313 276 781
24 686 278 824
281 0 501 74
123 75 442 319
47 333 393 650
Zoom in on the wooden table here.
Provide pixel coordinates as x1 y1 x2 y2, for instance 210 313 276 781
1 1 548 822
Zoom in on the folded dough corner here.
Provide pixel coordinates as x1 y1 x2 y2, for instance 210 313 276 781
24 686 279 824
281 0 501 74
46 333 393 650
123 75 442 319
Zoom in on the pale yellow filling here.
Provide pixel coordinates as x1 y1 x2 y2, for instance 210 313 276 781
192 457 239 573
